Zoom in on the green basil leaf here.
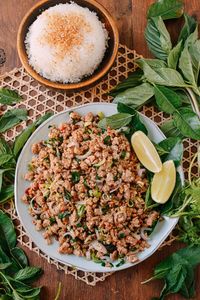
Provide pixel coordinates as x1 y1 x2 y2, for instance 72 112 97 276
167 41 182 69
147 0 184 20
185 25 198 48
13 124 35 158
145 16 172 60
160 119 183 138
14 267 43 283
98 113 133 129
0 138 12 155
179 47 196 86
137 59 187 87
177 246 200 267
109 69 143 97
0 109 27 133
189 40 200 82
178 14 197 43
0 210 16 253
173 107 200 140
140 58 167 69
117 102 136 114
0 185 14 203
34 112 53 127
0 154 14 167
10 247 28 269
113 83 154 109
0 88 22 105
154 85 182 114
158 137 183 165
13 112 53 158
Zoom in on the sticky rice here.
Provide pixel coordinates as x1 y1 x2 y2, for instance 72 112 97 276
25 3 108 83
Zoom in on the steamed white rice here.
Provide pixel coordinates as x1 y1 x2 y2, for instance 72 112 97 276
25 3 108 83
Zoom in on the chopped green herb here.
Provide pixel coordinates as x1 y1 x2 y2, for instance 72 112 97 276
49 217 56 225
77 204 86 217
83 178 90 189
71 171 80 183
120 150 127 159
102 204 109 214
103 135 112 145
113 175 118 181
64 190 71 201
118 233 125 239
96 174 102 180
58 211 70 219
76 223 82 228
116 259 125 267
93 189 102 198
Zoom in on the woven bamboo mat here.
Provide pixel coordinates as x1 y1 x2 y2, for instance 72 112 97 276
0 44 199 286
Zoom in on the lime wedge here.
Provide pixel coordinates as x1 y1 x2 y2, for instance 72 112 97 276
151 160 176 204
131 131 162 173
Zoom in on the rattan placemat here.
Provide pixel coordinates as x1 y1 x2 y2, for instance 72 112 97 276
0 44 199 286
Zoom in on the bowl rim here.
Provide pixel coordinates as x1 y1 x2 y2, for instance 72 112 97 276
17 0 119 91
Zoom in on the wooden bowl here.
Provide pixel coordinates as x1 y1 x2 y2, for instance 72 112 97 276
17 0 119 91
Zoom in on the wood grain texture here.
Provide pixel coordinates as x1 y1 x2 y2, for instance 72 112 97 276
0 1 200 299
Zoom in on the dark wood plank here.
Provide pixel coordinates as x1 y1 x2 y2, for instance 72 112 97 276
1 1 200 299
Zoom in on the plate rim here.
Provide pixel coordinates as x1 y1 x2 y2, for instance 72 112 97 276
15 103 183 273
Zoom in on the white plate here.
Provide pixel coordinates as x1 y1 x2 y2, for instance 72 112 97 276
15 103 184 273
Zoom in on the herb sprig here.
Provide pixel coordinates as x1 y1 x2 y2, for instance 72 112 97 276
110 0 200 141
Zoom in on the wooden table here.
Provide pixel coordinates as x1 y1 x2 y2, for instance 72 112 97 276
0 1 200 299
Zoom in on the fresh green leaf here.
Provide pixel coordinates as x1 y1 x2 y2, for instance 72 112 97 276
113 83 154 109
109 69 143 97
117 102 136 114
178 14 197 43
0 155 14 167
147 0 184 20
141 58 167 69
0 185 14 203
0 138 12 155
10 247 28 269
0 88 22 105
185 25 198 48
14 267 42 283
13 113 53 158
0 210 16 253
173 107 200 140
137 59 187 87
98 113 133 129
189 40 200 83
145 17 172 60
13 124 35 158
167 41 182 69
0 109 27 133
158 137 183 165
160 119 183 138
179 47 197 86
154 85 182 114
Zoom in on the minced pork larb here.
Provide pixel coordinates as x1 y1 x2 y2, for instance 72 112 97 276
22 112 159 267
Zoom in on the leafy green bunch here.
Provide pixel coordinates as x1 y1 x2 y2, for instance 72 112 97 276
110 0 200 141
0 88 52 204
0 210 42 299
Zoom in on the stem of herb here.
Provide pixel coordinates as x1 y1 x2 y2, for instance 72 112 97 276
54 282 62 300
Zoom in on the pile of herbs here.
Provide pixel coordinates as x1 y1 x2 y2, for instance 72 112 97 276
0 209 42 299
102 0 200 298
109 0 200 141
0 88 54 299
0 88 53 204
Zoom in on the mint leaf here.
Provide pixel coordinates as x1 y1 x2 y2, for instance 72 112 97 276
147 0 184 20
